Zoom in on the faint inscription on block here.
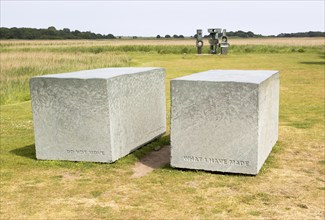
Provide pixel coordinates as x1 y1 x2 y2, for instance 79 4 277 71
170 70 279 175
30 67 166 163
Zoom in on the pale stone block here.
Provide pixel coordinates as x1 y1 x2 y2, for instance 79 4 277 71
170 70 279 175
30 67 166 163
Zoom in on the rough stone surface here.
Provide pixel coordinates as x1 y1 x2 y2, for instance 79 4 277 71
30 67 166 163
170 70 279 175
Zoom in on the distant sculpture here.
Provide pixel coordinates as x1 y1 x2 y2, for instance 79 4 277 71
195 28 229 55
220 29 229 55
208 28 221 54
196 29 203 54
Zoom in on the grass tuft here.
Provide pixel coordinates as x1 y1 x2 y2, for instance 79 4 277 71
249 210 261 216
90 191 102 198
289 118 318 129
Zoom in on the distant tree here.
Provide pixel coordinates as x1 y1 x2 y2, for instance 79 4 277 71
47 26 56 31
107 34 116 39
63 28 70 33
165 34 171 38
173 34 179 38
227 31 234 37
11 27 23 39
0 28 12 39
22 28 38 39
235 30 248 38
179 35 184 38
156 35 161 38
71 30 82 39
247 31 255 38
132 36 138 39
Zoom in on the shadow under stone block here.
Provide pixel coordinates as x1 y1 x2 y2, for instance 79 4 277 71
30 67 166 163
170 70 279 175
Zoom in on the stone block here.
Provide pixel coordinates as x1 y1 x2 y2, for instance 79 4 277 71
30 67 166 163
170 70 279 175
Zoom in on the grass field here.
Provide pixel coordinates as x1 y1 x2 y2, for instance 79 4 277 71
1 37 324 47
0 39 324 219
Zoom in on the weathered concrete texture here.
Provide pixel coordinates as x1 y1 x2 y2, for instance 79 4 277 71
30 67 166 163
170 70 279 175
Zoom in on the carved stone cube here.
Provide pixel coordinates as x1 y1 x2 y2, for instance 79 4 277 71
30 67 166 163
170 70 279 175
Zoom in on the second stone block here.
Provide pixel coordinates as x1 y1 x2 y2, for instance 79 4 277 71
170 70 279 175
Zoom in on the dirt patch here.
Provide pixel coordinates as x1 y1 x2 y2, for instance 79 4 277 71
131 146 170 178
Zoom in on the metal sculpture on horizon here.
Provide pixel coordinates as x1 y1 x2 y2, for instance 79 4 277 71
196 28 229 55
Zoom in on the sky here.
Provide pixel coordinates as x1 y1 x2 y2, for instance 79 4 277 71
1 0 324 37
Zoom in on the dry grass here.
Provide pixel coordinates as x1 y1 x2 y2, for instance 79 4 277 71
0 41 324 219
230 37 325 46
0 51 130 104
1 37 324 48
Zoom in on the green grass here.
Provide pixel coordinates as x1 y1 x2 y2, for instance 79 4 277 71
1 42 322 54
1 42 323 105
0 42 324 219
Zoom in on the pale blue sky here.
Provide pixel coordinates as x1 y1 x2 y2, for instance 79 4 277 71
1 0 324 36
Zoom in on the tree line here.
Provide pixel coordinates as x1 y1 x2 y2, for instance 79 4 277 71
195 30 324 38
0 26 116 39
0 27 324 39
276 31 324 38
